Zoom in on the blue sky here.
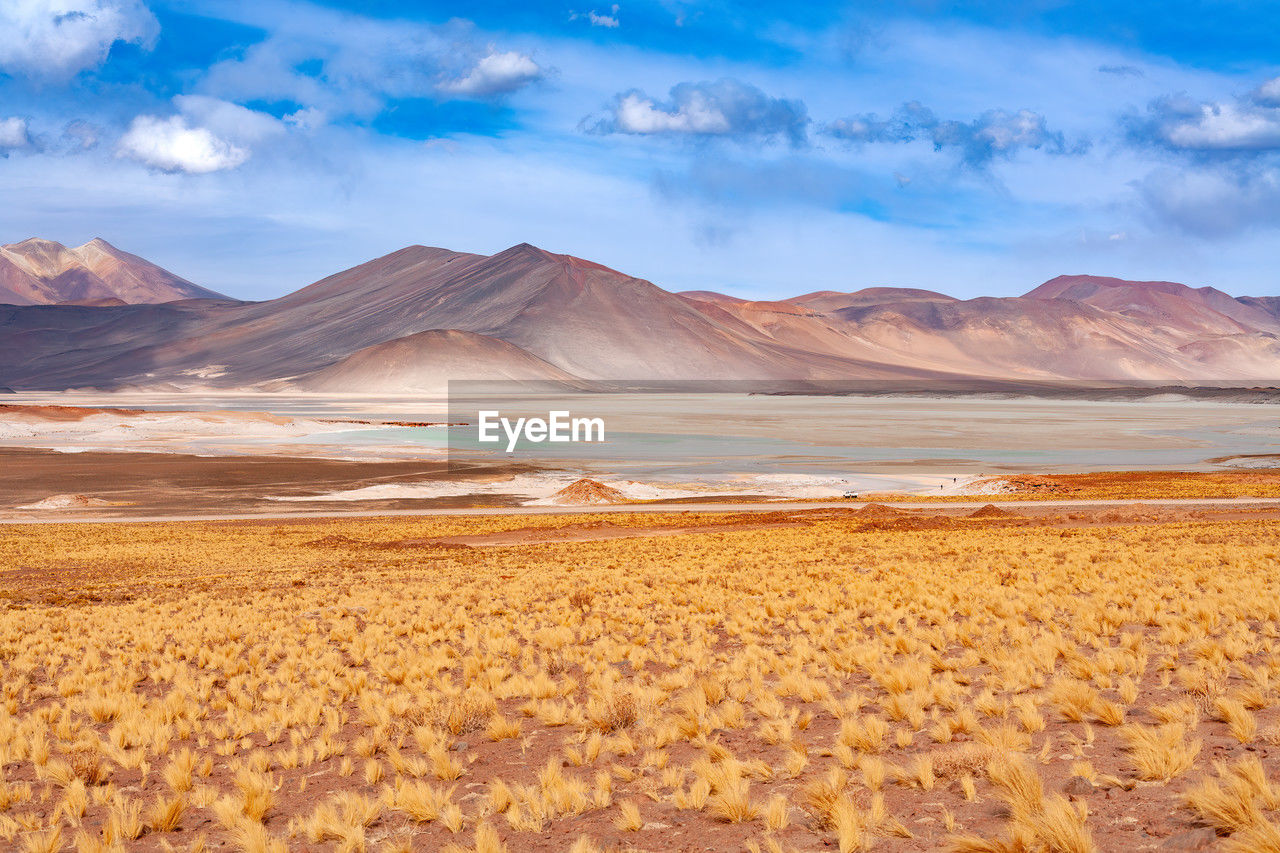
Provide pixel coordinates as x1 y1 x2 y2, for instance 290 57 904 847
1 1 1278 300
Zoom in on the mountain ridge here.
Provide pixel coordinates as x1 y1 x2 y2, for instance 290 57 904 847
1 242 1279 390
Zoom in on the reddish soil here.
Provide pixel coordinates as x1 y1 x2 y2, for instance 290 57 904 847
0 403 146 420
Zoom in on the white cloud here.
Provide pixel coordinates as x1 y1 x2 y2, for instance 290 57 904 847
438 50 544 97
173 95 287 143
589 8 621 28
615 92 723 134
973 110 1053 151
116 97 294 174
1253 77 1280 108
283 107 326 132
0 117 32 151
175 6 544 125
1163 102 1280 150
591 79 809 144
0 0 157 78
117 115 248 174
571 5 621 28
1132 86 1280 153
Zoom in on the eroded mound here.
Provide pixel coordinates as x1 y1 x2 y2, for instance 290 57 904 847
18 493 115 510
970 503 1020 518
543 478 628 506
855 502 906 519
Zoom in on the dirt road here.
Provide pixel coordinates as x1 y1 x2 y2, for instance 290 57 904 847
4 496 1280 524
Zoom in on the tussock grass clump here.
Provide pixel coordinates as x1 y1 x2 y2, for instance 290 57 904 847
1120 723 1202 781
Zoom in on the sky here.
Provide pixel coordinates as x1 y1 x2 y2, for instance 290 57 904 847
0 1 1278 300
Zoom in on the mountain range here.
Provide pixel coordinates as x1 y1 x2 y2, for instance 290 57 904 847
1 238 1278 391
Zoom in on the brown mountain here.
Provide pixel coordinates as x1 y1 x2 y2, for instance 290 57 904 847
678 290 748 305
1239 296 1280 322
786 287 957 313
0 238 226 305
1 244 1278 391
1026 275 1280 336
681 280 1280 381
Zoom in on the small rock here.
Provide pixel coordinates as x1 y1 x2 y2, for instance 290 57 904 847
1160 828 1218 851
1062 776 1094 796
453 741 468 751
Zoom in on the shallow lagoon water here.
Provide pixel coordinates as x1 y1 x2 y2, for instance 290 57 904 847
5 391 1278 483
297 393 1280 480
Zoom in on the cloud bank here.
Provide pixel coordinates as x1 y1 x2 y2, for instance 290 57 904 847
826 102 1082 167
0 0 157 79
0 117 32 154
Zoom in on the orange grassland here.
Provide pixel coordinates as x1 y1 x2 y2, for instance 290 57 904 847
1 509 1279 852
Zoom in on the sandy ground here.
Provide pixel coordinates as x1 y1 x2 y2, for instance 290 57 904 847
0 403 447 459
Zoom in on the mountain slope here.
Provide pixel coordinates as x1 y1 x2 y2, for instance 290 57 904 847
823 296 1234 380
293 329 576 392
0 238 226 305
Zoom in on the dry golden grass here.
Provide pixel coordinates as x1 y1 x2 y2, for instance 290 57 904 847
872 468 1280 501
0 509 1278 850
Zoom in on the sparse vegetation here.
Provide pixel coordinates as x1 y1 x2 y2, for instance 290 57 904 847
0 509 1278 849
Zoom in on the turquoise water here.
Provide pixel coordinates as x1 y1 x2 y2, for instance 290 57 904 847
295 401 1280 478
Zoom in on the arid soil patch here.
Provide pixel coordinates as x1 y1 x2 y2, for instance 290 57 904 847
0 448 539 516
985 469 1280 500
